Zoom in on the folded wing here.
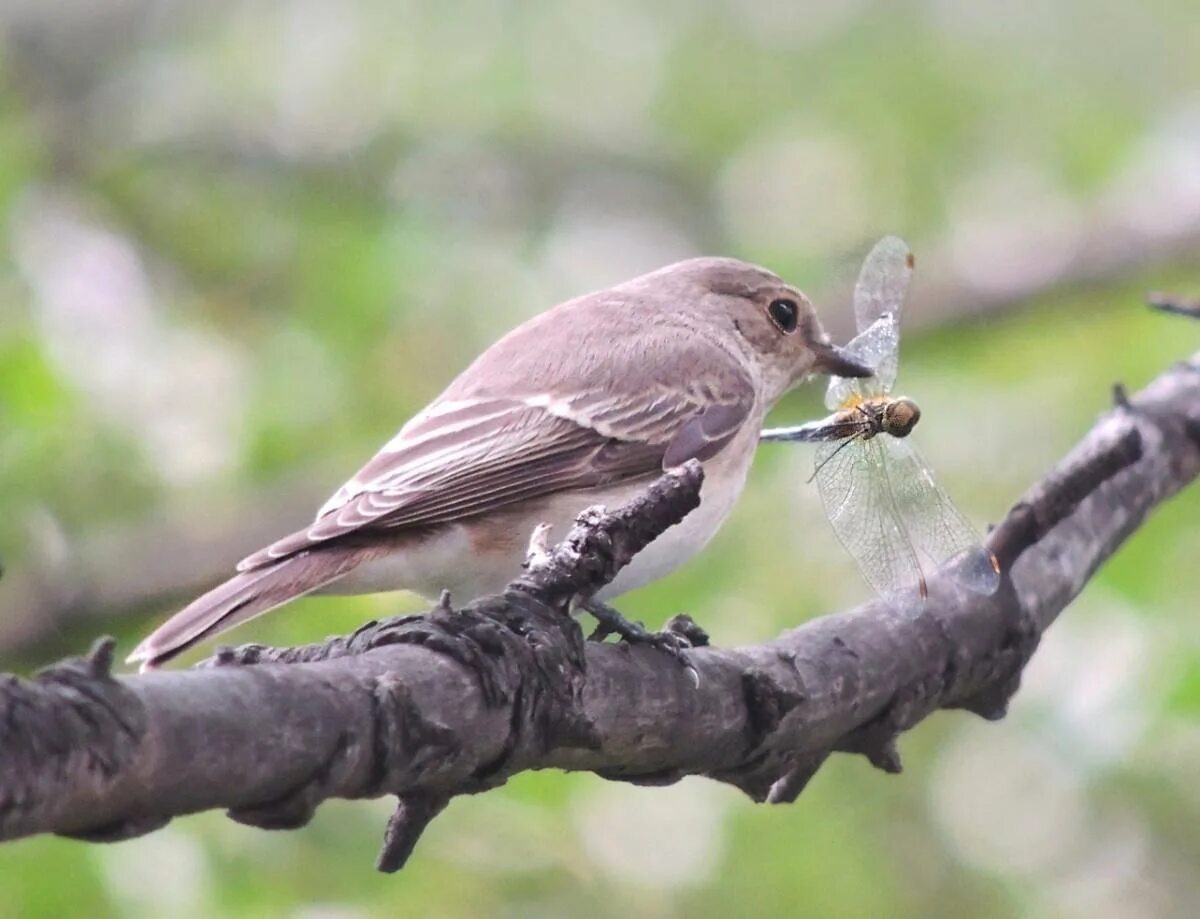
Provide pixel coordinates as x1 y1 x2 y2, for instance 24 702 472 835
239 368 755 570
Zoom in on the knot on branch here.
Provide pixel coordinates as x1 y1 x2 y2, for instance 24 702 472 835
953 589 1042 721
226 673 464 836
707 667 807 802
0 638 150 841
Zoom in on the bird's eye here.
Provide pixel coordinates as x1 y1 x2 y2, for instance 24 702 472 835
767 298 799 334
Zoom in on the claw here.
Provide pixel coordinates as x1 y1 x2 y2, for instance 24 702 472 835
580 598 700 685
587 620 615 642
637 629 700 687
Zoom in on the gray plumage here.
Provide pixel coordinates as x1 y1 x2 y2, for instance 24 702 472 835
129 257 869 668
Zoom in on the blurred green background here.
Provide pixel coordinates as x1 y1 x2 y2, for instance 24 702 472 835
2 1 1199 916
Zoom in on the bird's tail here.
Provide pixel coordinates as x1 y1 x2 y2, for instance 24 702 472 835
126 545 368 670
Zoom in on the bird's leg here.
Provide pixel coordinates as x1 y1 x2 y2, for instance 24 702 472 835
582 598 651 643
579 598 699 684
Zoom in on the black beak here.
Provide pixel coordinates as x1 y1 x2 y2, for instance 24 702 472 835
811 342 874 379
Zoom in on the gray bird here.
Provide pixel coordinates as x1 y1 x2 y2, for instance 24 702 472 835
130 257 871 668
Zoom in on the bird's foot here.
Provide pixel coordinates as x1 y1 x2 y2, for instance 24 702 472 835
581 600 703 685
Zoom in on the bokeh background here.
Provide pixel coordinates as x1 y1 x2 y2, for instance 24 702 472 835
2 1 1199 916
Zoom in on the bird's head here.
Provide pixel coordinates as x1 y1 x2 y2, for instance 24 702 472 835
640 257 874 401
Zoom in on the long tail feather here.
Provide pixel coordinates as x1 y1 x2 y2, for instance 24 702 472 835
127 546 367 670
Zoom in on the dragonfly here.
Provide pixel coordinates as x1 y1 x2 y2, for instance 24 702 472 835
762 236 1000 604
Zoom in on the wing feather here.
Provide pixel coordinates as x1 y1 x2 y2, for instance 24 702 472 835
239 364 755 571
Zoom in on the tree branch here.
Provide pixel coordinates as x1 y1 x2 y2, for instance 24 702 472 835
1148 291 1200 320
2 352 1198 872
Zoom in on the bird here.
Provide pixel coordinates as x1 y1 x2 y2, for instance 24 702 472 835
129 257 872 668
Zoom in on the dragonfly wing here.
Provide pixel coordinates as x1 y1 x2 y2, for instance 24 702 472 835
823 236 912 410
878 436 1000 595
813 436 925 603
854 235 913 333
824 314 899 409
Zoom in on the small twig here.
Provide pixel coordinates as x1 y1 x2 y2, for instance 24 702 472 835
522 523 556 575
377 793 450 873
1148 292 1200 319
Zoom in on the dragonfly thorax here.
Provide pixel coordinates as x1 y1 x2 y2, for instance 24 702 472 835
858 396 921 439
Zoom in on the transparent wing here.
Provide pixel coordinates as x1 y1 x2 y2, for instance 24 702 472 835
878 436 1000 595
824 314 900 409
824 236 911 409
812 436 925 601
854 235 913 332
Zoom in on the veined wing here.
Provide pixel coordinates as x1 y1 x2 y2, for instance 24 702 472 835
854 235 913 333
812 435 925 602
824 314 900 409
824 236 911 409
878 435 1000 595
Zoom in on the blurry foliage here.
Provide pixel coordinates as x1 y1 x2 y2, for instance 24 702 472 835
1 1 1199 916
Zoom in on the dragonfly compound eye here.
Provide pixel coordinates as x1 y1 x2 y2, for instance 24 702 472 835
883 398 921 437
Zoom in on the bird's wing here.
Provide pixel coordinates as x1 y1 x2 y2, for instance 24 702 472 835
238 355 756 570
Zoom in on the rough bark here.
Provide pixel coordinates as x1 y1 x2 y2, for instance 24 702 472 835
1 351 1197 872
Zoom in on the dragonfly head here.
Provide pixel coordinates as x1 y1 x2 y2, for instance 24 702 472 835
882 397 920 438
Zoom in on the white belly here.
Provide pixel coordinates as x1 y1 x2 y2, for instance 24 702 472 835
596 458 747 598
